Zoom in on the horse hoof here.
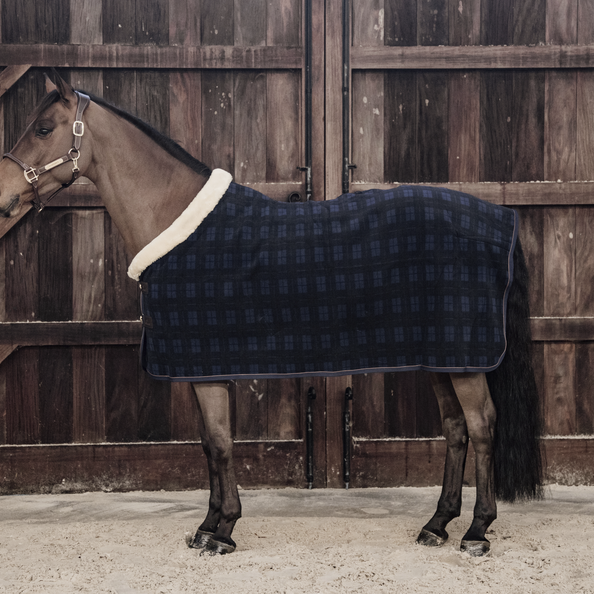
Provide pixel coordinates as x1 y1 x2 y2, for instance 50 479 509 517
187 529 214 549
416 528 448 547
202 538 236 556
460 539 490 557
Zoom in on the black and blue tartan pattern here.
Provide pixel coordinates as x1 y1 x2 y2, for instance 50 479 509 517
139 182 518 382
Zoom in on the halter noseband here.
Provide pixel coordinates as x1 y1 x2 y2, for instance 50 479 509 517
3 91 91 213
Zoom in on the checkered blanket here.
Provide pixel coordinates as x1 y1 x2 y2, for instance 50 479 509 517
131 170 518 382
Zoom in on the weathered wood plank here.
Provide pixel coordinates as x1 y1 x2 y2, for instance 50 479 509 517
543 208 575 317
0 45 303 69
38 210 72 322
448 71 479 181
202 0 235 45
384 71 417 183
169 0 200 46
267 0 301 46
546 0 577 44
352 0 384 46
531 318 594 341
480 70 513 182
326 375 352 487
39 347 73 444
350 44 594 69
136 70 169 135
542 343 576 436
576 344 594 435
512 71 545 182
105 346 140 442
170 382 200 442
138 373 171 442
102 0 135 44
519 207 545 317
266 71 300 183
69 0 102 44
545 71 577 181
417 71 448 183
578 0 594 43
169 70 202 160
234 0 266 46
6 348 39 444
235 379 268 440
352 373 384 439
72 211 105 322
352 70 384 183
201 71 234 173
104 214 139 320
349 181 594 205
233 71 266 183
448 0 480 45
0 440 306 493
480 0 513 45
72 347 106 443
576 207 594 317
0 321 141 347
576 71 594 180
384 372 418 437
136 0 169 45
385 0 417 46
267 379 301 441
5 212 39 322
418 0 448 45
513 0 546 45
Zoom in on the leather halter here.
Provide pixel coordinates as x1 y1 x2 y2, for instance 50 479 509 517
3 91 91 212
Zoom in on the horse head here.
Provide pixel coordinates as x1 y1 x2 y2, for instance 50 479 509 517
0 72 92 216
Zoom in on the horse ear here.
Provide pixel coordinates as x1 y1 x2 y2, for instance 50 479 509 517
44 69 76 103
44 72 57 94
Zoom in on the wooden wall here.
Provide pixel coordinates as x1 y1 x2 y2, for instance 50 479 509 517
0 0 312 493
1 0 594 492
347 0 594 487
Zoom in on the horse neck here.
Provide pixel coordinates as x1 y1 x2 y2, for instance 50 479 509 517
84 102 208 257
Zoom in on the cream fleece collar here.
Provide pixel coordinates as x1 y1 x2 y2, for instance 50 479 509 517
127 168 233 281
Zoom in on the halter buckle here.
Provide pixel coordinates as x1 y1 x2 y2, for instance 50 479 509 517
24 167 39 184
73 120 84 137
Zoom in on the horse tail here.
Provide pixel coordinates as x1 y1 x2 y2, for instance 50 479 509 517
486 236 544 502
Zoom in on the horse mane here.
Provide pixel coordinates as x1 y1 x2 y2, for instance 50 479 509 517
81 90 212 178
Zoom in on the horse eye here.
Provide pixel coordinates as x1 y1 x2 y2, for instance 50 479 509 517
35 127 53 138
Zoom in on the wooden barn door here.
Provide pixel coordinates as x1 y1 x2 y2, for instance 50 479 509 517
339 0 594 487
2 0 594 493
0 0 330 492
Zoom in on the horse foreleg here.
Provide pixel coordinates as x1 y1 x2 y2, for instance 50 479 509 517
190 381 241 555
450 372 497 556
417 372 469 547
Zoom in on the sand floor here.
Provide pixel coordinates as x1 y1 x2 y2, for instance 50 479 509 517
0 485 593 593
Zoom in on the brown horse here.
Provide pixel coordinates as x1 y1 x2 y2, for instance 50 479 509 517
0 73 543 557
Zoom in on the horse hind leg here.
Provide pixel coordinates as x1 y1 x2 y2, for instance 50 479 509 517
417 372 469 548
189 382 241 555
450 372 497 556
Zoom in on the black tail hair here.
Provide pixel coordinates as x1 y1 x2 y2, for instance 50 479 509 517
486 237 544 502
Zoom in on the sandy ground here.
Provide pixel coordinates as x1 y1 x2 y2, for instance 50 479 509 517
0 485 593 594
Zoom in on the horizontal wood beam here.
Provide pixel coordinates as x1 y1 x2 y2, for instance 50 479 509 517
0 44 303 70
351 181 594 206
531 318 594 342
0 440 305 494
351 437 594 487
351 44 594 70
0 321 142 351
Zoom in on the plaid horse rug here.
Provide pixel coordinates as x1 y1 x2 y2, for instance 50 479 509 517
128 169 518 382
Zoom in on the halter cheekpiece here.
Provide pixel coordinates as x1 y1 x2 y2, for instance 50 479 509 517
3 90 91 212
